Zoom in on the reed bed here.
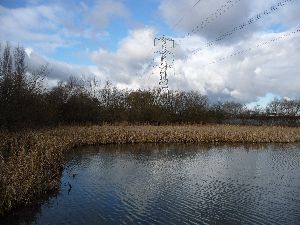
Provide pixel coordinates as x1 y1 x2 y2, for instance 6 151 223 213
1 124 300 214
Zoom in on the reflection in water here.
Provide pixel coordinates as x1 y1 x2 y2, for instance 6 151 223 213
1 143 300 225
0 190 59 225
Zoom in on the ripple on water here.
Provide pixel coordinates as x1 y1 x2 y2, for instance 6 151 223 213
2 144 300 225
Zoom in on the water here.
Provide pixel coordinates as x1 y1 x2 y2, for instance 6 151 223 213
2 144 300 225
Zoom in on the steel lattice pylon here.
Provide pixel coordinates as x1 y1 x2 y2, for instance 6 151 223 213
154 35 175 90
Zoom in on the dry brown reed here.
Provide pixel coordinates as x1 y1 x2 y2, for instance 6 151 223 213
1 124 300 214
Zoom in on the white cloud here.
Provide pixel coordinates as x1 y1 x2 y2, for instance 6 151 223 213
0 4 78 52
0 2 110 53
159 0 253 42
159 0 300 44
22 49 104 86
88 25 300 102
1 0 300 104
90 28 156 88
89 0 130 29
175 29 300 102
152 0 300 102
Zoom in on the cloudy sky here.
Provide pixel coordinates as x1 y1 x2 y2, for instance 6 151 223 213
1 0 300 104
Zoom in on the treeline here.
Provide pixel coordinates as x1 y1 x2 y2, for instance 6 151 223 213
1 44 300 130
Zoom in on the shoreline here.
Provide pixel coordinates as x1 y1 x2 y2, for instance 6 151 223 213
1 124 300 214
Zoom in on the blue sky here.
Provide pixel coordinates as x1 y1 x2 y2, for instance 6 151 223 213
0 0 166 65
1 0 300 104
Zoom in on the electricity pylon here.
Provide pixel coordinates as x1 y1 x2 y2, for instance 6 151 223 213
154 35 175 90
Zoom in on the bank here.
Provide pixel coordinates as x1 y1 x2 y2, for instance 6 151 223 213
1 124 300 214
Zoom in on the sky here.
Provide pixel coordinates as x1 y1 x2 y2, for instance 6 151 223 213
1 0 300 105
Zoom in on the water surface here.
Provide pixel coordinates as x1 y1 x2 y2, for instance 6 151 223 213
3 144 300 225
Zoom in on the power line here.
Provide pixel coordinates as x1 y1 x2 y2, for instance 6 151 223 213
192 0 202 8
176 0 242 43
190 0 297 56
173 0 204 29
208 27 300 65
147 0 298 87
181 0 204 17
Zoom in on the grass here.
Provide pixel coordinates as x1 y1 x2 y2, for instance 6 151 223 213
1 124 300 214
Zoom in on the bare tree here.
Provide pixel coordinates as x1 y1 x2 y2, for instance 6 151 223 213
27 64 48 94
1 43 12 79
222 101 246 117
0 43 2 78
